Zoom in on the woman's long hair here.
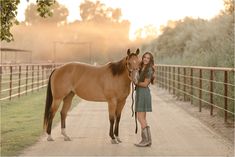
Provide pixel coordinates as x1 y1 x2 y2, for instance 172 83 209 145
139 52 155 84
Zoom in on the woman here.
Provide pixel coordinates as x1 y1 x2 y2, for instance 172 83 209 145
134 52 155 147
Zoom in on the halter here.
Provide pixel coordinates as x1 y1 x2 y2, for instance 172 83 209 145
125 56 135 80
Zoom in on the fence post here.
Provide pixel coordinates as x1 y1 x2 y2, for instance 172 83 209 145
173 67 175 95
164 66 167 89
9 66 13 100
199 69 202 112
42 65 44 86
168 66 171 93
166 66 168 90
159 66 161 88
18 66 21 98
190 68 193 104
37 65 39 91
32 65 34 92
160 66 164 88
26 65 28 95
183 67 186 101
0 66 2 98
224 71 228 123
210 70 214 116
162 66 165 89
177 67 180 98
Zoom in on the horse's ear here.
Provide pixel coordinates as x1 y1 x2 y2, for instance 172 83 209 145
127 49 131 56
136 48 140 55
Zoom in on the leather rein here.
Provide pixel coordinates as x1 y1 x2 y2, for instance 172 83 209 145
125 56 138 134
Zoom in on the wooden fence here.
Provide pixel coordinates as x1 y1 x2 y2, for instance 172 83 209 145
156 64 235 122
0 63 61 100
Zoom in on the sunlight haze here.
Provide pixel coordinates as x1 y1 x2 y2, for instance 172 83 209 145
17 0 224 40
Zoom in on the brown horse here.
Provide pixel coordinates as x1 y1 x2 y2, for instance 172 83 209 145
43 49 140 144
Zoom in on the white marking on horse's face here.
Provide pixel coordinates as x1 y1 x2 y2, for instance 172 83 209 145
132 70 139 84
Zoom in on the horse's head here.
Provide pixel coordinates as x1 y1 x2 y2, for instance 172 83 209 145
126 48 140 84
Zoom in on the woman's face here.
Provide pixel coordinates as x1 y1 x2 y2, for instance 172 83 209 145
142 54 151 65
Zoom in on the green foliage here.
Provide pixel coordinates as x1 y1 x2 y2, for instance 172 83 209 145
36 0 55 18
25 1 68 25
0 0 20 42
141 0 234 68
142 14 234 68
0 0 55 42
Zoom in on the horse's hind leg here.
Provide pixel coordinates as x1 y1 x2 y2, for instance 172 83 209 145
114 99 126 143
47 99 62 141
61 92 75 141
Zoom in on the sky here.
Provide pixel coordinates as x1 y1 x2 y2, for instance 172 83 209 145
16 0 224 40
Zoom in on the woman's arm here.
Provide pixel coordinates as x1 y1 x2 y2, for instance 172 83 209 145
136 78 151 88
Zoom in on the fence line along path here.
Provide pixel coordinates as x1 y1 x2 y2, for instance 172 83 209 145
0 63 60 100
156 64 235 122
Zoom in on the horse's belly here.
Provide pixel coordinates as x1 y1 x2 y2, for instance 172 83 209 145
74 88 106 102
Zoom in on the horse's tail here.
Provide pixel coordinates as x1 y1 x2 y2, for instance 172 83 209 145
43 70 55 131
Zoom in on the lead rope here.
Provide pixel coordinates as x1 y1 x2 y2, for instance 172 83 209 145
131 82 138 134
131 82 134 117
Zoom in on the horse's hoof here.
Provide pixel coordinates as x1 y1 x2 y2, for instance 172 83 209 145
111 139 119 144
47 136 54 141
64 136 71 141
115 137 122 143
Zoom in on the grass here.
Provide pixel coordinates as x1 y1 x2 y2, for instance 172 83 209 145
0 88 80 156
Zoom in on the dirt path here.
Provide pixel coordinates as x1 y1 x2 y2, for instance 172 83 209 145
21 86 234 156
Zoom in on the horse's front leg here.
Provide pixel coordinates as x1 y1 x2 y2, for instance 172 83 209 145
108 99 118 144
114 99 126 143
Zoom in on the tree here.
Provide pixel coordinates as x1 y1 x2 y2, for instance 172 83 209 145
0 0 20 42
0 0 55 42
79 0 122 23
223 0 234 14
134 25 158 40
25 2 68 25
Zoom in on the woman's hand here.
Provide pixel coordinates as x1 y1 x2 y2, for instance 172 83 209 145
136 78 151 88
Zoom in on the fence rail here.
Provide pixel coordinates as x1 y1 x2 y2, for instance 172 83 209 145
0 63 61 101
156 64 235 122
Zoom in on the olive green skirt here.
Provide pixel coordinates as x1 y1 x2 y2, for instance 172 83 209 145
135 86 152 112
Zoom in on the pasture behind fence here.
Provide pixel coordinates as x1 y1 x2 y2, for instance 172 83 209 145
0 63 61 100
156 64 235 122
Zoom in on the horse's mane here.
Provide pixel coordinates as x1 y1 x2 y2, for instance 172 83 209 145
108 58 126 76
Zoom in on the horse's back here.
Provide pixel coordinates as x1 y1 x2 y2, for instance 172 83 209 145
51 62 109 101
